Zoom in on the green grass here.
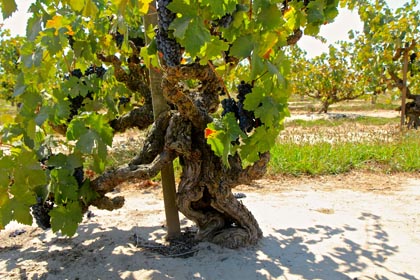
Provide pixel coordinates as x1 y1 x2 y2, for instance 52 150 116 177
268 132 420 176
286 116 400 128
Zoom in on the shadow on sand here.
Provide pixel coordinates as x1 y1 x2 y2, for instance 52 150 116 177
1 212 417 280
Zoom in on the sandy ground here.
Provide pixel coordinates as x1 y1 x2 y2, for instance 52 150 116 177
1 171 419 280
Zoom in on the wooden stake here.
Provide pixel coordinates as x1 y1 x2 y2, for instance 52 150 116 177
144 1 181 239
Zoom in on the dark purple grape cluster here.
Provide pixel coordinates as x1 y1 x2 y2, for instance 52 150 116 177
216 14 234 28
221 82 262 133
85 65 107 78
221 97 239 118
31 197 54 229
68 67 106 120
157 0 176 30
118 96 131 106
156 0 182 67
73 166 84 187
68 35 75 49
71 68 83 79
113 31 124 49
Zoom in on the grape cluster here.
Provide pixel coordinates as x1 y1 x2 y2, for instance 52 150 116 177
118 96 131 106
31 197 54 229
221 82 262 133
67 66 107 120
73 166 85 187
68 35 75 49
84 65 107 78
31 166 85 229
216 14 234 28
410 53 417 63
113 31 124 49
156 0 182 67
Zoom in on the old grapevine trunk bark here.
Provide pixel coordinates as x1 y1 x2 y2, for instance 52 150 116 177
89 63 270 248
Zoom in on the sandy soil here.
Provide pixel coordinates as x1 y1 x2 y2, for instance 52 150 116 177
1 171 419 280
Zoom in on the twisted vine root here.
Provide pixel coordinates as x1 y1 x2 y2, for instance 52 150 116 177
90 63 270 248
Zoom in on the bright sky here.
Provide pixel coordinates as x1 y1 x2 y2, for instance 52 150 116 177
0 0 416 58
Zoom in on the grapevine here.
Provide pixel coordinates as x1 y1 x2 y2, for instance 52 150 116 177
0 0 341 247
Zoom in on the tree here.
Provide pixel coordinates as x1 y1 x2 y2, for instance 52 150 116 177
290 44 365 113
0 0 339 248
341 0 420 127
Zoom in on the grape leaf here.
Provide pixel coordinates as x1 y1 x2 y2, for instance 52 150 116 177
68 0 85 12
79 180 98 206
257 5 284 31
49 202 83 236
83 0 99 19
201 0 236 17
206 113 245 167
173 17 211 56
50 169 80 202
230 35 254 58
0 0 17 19
239 126 278 165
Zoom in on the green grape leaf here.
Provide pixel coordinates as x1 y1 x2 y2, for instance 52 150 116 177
201 0 237 17
11 148 47 188
0 152 14 187
0 0 17 19
68 0 85 12
171 16 193 39
251 52 266 80
167 0 198 17
79 180 99 206
50 168 80 202
49 202 83 236
11 201 34 225
199 37 230 64
26 15 43 41
206 113 245 167
83 0 99 19
257 5 284 31
171 16 211 56
230 35 254 58
48 153 83 170
239 126 278 165
67 118 89 140
306 1 325 24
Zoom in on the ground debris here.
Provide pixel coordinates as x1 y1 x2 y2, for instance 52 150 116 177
132 227 199 258
8 229 26 238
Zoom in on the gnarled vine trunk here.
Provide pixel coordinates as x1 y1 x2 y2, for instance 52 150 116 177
89 63 269 248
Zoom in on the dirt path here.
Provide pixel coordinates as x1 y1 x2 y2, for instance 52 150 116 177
1 172 419 280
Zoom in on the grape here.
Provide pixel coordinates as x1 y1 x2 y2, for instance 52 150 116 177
221 98 239 117
68 35 74 49
95 66 106 78
410 53 417 63
114 31 124 48
157 0 176 31
237 81 252 103
31 197 54 229
155 30 182 67
237 102 255 132
119 96 131 106
156 0 182 67
85 65 106 78
130 37 145 48
71 69 83 79
216 14 234 28
233 82 263 132
73 166 84 187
